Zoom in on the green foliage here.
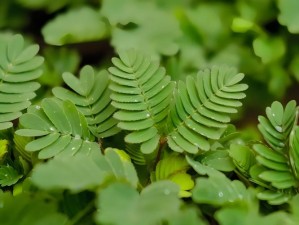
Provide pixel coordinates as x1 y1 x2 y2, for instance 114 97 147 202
96 181 180 225
0 34 43 130
0 191 67 225
2 1 299 224
109 50 174 153
42 7 107 45
151 154 194 197
277 0 299 33
101 0 181 58
16 98 97 159
0 165 22 186
167 66 247 153
31 148 138 192
53 66 120 138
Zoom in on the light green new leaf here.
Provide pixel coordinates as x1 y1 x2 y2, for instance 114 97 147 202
96 181 180 225
152 154 194 197
0 192 67 225
42 7 107 45
0 139 8 161
0 34 43 130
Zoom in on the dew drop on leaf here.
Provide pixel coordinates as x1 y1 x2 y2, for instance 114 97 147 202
164 189 170 195
275 126 283 132
218 192 223 197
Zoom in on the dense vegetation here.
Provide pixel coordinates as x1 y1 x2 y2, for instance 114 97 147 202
1 0 299 224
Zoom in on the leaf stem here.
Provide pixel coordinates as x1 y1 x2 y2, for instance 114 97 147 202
65 200 94 225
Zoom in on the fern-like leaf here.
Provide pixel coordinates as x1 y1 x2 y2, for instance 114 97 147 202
0 34 43 130
53 66 120 138
250 101 298 204
167 66 248 154
16 98 100 159
108 50 175 154
258 100 297 151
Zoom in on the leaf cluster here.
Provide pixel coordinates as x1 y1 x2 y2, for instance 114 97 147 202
1 0 299 224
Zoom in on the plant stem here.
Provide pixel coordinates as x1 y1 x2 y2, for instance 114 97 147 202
65 201 94 225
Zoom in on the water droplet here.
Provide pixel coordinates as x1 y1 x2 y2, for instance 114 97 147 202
35 105 41 110
279 142 285 147
164 189 170 195
161 85 165 89
218 192 224 197
4 174 8 177
275 126 282 132
49 127 55 131
74 134 81 139
71 147 76 151
146 113 150 117
272 113 275 117
134 99 138 102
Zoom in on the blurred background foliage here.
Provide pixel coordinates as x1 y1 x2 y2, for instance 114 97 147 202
1 0 298 126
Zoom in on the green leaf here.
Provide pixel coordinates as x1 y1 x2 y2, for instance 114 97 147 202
166 208 207 225
96 181 180 225
253 36 286 64
191 162 248 206
0 34 42 130
42 7 107 45
102 0 181 57
53 67 120 138
229 144 256 176
0 165 22 186
16 98 95 159
0 192 67 225
17 0 70 12
31 152 106 192
0 139 8 161
32 148 138 191
167 66 247 154
39 47 80 87
199 150 235 172
216 203 291 225
278 0 299 33
152 154 194 197
109 49 174 153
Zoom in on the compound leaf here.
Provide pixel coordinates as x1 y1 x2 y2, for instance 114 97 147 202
0 34 43 130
